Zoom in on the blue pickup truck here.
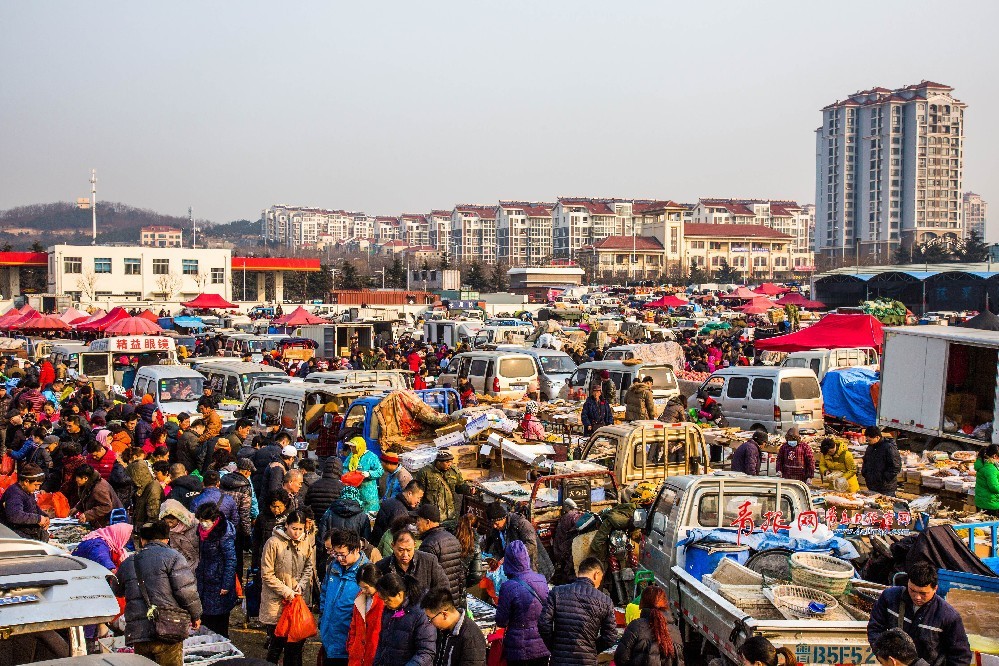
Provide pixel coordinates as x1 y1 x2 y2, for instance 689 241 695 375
341 387 461 455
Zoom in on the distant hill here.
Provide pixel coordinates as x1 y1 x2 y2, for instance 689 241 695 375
0 201 261 249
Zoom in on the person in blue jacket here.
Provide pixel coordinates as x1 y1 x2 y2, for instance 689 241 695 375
72 523 134 572
193 502 238 638
343 436 384 513
319 528 369 663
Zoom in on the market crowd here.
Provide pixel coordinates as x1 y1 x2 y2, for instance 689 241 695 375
0 303 977 666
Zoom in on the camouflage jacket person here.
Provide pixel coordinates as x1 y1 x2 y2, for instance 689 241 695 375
588 502 635 565
413 451 468 523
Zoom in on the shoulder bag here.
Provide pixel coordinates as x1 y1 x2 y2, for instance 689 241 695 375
133 550 191 643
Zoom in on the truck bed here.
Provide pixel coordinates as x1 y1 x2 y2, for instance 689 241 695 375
669 566 873 665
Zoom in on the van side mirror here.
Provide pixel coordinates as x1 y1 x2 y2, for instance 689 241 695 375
633 507 649 530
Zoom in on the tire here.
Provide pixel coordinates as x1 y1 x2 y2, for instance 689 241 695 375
932 439 968 454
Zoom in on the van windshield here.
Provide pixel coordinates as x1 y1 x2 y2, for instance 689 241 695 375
539 355 576 374
643 367 677 389
159 377 204 402
247 340 277 352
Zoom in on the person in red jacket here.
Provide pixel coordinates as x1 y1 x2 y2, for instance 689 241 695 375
775 426 815 484
85 440 118 481
346 563 384 666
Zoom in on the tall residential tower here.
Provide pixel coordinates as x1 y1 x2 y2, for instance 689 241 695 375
815 81 965 259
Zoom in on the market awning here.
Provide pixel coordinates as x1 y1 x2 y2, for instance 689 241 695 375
754 313 884 352
273 306 328 326
180 293 238 309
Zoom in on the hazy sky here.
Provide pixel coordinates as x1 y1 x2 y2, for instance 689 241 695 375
3 1 998 230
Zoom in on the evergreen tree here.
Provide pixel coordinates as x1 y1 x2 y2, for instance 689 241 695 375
688 260 709 286
959 230 991 263
464 261 489 292
490 262 508 292
338 260 363 290
307 264 335 300
714 258 740 283
439 252 451 271
922 243 951 264
29 241 45 253
389 256 406 288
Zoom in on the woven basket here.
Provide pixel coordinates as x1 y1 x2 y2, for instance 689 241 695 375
789 552 854 595
767 585 839 619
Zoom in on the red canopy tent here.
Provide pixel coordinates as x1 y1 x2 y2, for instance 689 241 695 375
273 306 328 326
643 294 689 309
0 305 35 329
105 316 163 335
16 315 71 332
59 307 88 324
76 306 130 332
736 297 779 315
721 287 759 300
774 292 825 309
72 309 106 328
2 310 41 331
138 309 160 322
181 293 238 309
754 283 787 296
753 314 884 352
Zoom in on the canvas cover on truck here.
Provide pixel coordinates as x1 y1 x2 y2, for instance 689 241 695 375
374 389 452 450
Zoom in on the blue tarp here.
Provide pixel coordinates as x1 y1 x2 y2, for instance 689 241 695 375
169 316 207 330
678 527 860 561
820 367 879 426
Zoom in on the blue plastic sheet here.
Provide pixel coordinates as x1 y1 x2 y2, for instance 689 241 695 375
677 527 860 561
820 367 879 427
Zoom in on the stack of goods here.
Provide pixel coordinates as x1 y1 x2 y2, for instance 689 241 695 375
900 450 978 505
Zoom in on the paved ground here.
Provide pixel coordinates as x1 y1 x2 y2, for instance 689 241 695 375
226 606 324 663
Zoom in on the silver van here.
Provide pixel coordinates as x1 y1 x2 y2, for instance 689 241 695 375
496 345 577 401
559 360 680 410
198 361 288 412
131 365 205 419
438 350 539 397
304 369 413 390
691 366 824 434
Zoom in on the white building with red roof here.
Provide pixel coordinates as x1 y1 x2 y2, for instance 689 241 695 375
816 80 966 259
552 197 678 260
496 201 554 266
683 223 797 279
428 210 452 256
451 205 498 265
400 214 430 248
692 199 814 269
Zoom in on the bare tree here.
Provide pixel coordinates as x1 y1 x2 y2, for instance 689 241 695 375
193 272 209 292
76 270 99 304
155 272 182 301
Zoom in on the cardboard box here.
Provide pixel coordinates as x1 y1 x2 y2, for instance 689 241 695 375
449 444 480 468
436 422 464 436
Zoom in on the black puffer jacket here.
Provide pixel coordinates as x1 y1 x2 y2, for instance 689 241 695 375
613 609 678 666
115 541 203 645
220 472 253 538
304 458 343 522
375 551 449 600
318 498 371 545
371 599 435 666
372 493 414 544
861 437 902 494
419 525 466 602
485 512 538 567
538 577 617 666
167 474 203 510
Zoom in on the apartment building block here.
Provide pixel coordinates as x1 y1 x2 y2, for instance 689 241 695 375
451 205 497 265
962 192 988 240
496 202 554 266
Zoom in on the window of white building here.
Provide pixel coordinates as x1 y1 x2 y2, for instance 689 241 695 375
94 258 112 274
211 268 225 284
182 259 199 275
153 259 170 275
124 258 141 275
64 257 82 274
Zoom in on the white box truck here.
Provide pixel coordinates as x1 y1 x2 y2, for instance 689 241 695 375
878 325 999 451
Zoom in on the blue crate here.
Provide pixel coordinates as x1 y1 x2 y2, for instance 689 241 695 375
936 568 999 597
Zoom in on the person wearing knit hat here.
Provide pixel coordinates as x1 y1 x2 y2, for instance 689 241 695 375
379 450 413 502
483 502 539 568
0 463 50 540
520 401 546 442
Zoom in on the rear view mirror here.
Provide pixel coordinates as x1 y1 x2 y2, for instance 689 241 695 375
633 507 649 530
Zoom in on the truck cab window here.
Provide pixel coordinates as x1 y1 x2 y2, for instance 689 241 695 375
651 486 679 534
344 404 367 430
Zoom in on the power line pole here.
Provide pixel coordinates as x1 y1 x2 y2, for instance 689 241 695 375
90 169 97 245
190 207 197 249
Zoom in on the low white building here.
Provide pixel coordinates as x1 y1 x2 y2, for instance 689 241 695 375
47 244 233 305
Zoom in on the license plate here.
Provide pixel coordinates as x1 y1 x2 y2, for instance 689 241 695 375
794 413 810 422
0 594 39 606
796 643 875 664
511 383 527 389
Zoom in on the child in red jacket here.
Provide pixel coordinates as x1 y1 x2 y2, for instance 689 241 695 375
346 564 384 666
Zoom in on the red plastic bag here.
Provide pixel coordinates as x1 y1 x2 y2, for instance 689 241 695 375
274 595 317 643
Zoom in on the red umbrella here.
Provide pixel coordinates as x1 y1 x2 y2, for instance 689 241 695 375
644 294 689 309
775 292 825 309
104 316 163 335
77 307 130 332
721 286 759 300
2 310 41 331
16 315 72 331
59 307 87 323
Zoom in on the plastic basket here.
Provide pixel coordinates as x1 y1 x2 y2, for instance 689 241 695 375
767 585 839 618
789 552 854 596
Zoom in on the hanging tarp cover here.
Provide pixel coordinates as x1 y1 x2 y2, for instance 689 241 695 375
754 314 884 352
374 390 451 452
820 367 879 426
960 310 999 331
620 341 686 370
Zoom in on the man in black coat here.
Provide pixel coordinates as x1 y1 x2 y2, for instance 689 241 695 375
113 520 203 665
0 464 49 540
166 463 204 510
375 527 449 599
861 426 902 495
868 563 971 666
730 430 764 476
372 479 424 544
484 502 538 568
538 557 617 666
416 504 466 605
421 587 486 666
304 456 343 522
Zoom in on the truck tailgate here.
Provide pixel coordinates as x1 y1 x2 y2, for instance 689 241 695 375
669 566 873 665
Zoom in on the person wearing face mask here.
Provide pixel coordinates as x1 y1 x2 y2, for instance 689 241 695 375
775 426 815 484
193 502 237 637
371 572 436 666
260 510 315 666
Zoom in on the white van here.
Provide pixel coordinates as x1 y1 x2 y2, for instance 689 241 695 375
496 345 577 401
198 361 288 411
438 350 539 397
305 369 413 390
560 360 681 411
223 333 278 362
691 367 824 434
781 347 879 382
131 365 205 418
